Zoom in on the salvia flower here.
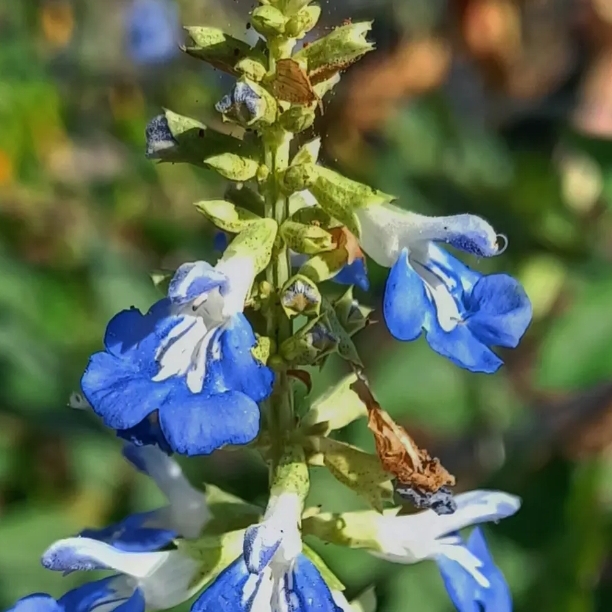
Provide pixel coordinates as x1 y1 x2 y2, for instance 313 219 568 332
437 527 512 612
80 444 209 551
368 490 519 583
126 0 180 65
38 537 200 612
193 490 342 611
81 254 274 456
355 204 532 373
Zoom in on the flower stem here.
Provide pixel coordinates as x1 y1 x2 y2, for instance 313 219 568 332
263 127 294 458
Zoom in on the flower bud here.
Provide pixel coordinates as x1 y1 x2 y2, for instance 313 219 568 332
333 286 374 335
321 297 363 367
280 275 322 318
279 105 316 133
280 316 338 366
280 220 333 254
194 200 260 233
222 218 278 274
203 152 260 181
145 110 255 167
251 5 288 37
216 79 278 128
235 56 268 82
270 0 313 16
294 21 374 84
182 27 250 74
285 5 321 39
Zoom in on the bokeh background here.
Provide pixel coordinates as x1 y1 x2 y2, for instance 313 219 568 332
3 0 612 609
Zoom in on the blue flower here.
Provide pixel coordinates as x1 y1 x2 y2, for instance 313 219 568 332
79 444 209 551
37 536 200 612
81 257 274 456
355 204 531 373
126 0 180 65
437 528 512 612
191 554 343 612
7 584 145 612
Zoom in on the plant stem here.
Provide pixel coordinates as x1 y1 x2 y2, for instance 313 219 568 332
263 128 294 457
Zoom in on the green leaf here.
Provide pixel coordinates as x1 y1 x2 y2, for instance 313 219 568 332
194 200 261 233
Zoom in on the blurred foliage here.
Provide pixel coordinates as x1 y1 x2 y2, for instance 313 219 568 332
4 0 612 611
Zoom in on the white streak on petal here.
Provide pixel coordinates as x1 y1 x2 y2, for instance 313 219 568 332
411 259 460 332
436 540 490 588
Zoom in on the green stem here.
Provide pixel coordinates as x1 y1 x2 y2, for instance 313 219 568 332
262 33 297 466
263 128 294 458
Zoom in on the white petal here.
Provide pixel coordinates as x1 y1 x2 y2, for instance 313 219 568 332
139 550 201 610
215 255 256 318
124 446 210 539
355 204 501 268
371 490 520 563
244 492 302 574
42 537 173 579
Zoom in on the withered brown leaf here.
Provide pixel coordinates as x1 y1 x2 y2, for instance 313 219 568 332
350 374 455 495
329 226 363 265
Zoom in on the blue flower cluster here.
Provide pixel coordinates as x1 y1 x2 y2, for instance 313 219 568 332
6 447 516 612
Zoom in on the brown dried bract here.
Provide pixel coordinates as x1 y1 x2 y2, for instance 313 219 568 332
329 227 363 265
273 59 318 105
351 374 455 494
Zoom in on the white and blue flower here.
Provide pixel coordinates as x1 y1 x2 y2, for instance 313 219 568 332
126 0 180 66
80 444 209 551
81 255 274 456
437 527 512 612
367 490 519 594
192 491 342 612
36 536 200 612
355 204 532 373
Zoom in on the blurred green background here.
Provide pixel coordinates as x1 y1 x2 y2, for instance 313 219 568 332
4 0 612 610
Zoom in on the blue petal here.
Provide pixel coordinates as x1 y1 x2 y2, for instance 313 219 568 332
117 417 172 453
214 232 230 253
383 249 431 341
127 0 179 65
207 315 274 402
428 214 501 258
168 262 228 307
332 259 370 292
464 274 532 349
82 301 178 430
79 510 177 552
59 577 145 612
243 525 281 574
159 387 261 456
7 595 63 612
425 320 503 374
437 530 512 612
190 557 255 612
286 555 344 612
